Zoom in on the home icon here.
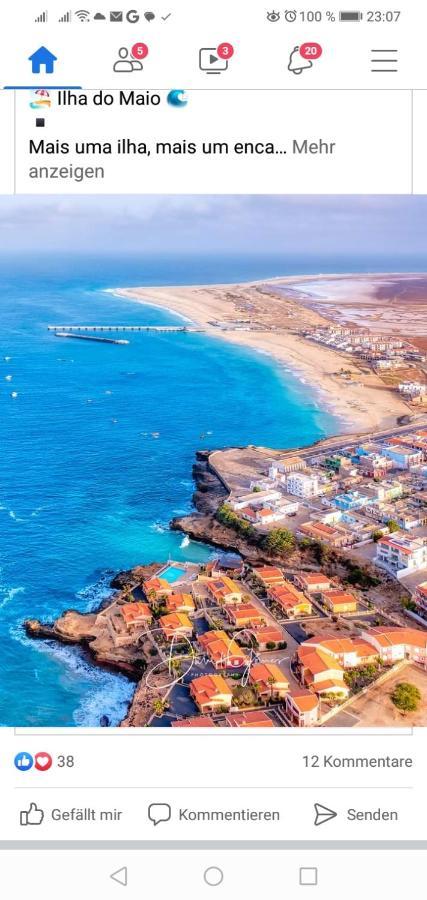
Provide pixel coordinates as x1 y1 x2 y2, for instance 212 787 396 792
28 47 57 75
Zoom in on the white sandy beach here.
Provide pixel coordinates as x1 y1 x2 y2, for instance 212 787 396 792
112 274 413 434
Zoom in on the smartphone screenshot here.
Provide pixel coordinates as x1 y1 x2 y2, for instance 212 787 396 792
0 0 426 895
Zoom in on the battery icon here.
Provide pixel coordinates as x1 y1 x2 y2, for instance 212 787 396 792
339 10 362 20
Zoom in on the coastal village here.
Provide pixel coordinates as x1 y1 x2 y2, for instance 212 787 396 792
304 324 427 406
27 420 427 729
24 274 427 727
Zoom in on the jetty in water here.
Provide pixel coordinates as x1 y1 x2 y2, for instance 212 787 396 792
54 332 129 345
48 324 204 333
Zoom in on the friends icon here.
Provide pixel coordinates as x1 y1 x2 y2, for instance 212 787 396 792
113 43 149 73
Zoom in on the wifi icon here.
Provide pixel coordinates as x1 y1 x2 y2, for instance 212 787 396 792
74 9 90 20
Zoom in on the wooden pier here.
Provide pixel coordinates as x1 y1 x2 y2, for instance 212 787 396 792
48 324 204 333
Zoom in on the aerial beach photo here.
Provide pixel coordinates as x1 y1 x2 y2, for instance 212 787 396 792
2 194 427 728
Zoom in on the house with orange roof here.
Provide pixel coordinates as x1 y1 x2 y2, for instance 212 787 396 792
252 566 284 588
301 635 361 668
143 577 173 600
171 716 216 728
267 582 312 618
285 689 320 726
252 625 284 650
159 612 193 642
224 710 275 727
224 603 266 628
294 572 333 596
249 662 289 700
351 639 379 665
361 627 427 667
296 643 349 698
298 521 352 548
320 589 358 614
120 602 152 630
198 630 249 669
190 674 233 713
205 576 244 606
239 506 258 523
164 593 195 614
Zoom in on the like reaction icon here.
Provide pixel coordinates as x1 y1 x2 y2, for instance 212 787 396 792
14 752 33 772
20 803 44 826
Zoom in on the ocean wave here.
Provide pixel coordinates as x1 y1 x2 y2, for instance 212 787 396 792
30 506 45 518
75 572 114 612
0 584 25 611
8 511 25 523
10 623 134 726
149 521 168 534
180 535 190 548
73 673 134 727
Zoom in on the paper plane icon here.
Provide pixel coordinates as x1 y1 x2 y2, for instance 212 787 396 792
110 867 128 886
314 803 338 826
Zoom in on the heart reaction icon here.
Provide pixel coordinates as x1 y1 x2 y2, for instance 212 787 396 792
35 752 53 772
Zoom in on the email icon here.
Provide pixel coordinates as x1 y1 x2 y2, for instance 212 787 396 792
110 10 123 21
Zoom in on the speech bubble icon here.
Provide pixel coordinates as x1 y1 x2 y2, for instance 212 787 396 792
148 803 172 826
144 10 155 21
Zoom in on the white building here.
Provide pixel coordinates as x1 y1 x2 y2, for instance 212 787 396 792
269 456 307 479
361 627 427 667
229 489 282 511
286 471 320 498
381 445 423 470
375 534 427 578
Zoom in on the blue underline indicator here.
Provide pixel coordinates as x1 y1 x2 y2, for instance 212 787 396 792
3 85 83 90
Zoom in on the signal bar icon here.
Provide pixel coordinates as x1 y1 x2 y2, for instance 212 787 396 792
59 11 72 21
35 10 48 22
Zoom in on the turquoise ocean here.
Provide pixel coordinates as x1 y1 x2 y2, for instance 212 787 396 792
0 253 411 727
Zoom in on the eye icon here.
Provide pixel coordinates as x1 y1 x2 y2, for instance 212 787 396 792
267 10 281 21
167 89 189 107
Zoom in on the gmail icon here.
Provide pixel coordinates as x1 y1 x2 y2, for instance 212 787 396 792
110 10 123 21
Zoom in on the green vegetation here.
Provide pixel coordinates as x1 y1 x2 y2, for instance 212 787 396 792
371 529 384 543
311 540 333 565
151 698 167 716
233 686 259 708
385 519 399 533
344 662 380 693
261 528 296 557
216 503 256 540
343 560 380 589
401 597 417 613
216 505 296 559
391 682 421 712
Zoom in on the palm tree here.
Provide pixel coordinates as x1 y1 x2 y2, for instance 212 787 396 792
152 698 167 717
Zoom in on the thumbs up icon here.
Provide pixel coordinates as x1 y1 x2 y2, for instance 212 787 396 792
20 803 44 826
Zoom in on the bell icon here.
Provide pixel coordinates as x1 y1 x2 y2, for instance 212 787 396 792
288 45 313 75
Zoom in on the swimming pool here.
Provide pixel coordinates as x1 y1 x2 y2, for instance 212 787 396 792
160 565 186 584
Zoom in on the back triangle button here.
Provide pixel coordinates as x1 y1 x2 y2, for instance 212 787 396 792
110 867 128 887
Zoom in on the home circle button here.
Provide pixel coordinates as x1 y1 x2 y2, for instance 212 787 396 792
203 866 224 887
